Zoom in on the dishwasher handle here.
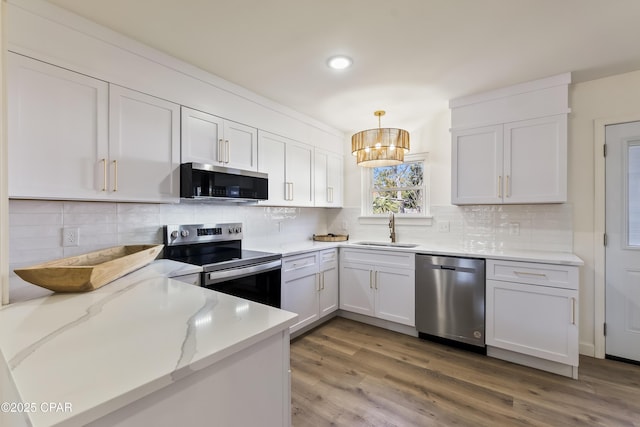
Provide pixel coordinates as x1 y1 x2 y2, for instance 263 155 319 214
440 265 457 271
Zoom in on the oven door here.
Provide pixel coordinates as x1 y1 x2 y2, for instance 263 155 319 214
204 260 281 308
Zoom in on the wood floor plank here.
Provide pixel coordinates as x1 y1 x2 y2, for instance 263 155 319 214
291 317 640 427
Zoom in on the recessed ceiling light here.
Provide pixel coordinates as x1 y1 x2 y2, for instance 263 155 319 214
327 55 353 70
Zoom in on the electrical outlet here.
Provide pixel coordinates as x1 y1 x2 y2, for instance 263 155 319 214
62 227 80 247
437 221 450 233
509 222 520 236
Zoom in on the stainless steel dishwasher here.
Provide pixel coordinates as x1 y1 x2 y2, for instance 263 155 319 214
415 255 486 350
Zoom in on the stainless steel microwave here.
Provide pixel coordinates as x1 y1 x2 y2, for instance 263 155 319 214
180 163 268 202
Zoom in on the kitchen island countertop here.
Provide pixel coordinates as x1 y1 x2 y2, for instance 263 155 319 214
0 263 297 427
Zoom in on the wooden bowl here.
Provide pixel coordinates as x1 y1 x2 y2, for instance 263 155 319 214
14 245 164 292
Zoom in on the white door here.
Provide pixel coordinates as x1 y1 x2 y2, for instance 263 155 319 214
109 85 180 202
257 131 287 205
451 125 503 204
605 121 640 362
285 141 314 206
7 53 109 200
282 273 320 333
504 115 567 203
339 263 375 316
180 107 224 164
375 266 415 327
223 120 258 171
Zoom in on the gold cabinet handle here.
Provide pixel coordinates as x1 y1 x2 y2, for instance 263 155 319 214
218 139 224 163
498 176 502 198
506 175 511 198
570 297 576 325
289 182 294 201
375 271 378 290
225 139 230 163
322 272 325 290
369 270 374 289
328 187 333 203
101 158 107 191
112 160 118 192
316 273 321 291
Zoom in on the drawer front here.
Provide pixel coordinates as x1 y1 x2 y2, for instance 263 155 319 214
340 248 415 269
319 248 338 270
282 252 318 280
487 259 578 290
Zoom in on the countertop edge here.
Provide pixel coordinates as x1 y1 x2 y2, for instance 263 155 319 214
250 241 584 266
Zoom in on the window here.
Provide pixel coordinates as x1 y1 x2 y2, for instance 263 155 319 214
361 153 429 217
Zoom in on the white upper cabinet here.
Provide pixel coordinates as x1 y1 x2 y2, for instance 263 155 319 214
109 85 180 202
7 52 109 200
258 131 314 206
7 53 180 202
504 115 567 203
181 107 258 171
452 115 567 204
452 125 503 204
314 149 343 207
450 73 570 205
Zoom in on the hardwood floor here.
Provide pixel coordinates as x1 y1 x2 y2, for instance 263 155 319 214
290 317 640 426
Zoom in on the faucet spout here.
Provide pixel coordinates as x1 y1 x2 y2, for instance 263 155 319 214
389 212 396 243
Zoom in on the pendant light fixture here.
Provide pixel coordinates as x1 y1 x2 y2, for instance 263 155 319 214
351 110 410 167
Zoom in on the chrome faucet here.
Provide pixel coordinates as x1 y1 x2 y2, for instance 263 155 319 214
389 212 396 243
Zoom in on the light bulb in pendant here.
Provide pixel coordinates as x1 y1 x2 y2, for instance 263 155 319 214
364 146 370 153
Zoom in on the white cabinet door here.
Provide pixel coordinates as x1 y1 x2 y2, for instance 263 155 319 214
452 116 567 205
286 141 314 206
258 131 288 205
181 107 224 164
258 131 314 206
282 272 320 333
375 266 415 327
7 53 109 200
319 249 339 316
486 279 578 366
181 108 257 171
109 85 180 202
451 125 503 205
339 263 375 316
504 115 567 203
314 149 343 207
223 120 258 171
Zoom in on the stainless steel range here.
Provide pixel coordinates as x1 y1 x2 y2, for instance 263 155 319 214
163 223 282 307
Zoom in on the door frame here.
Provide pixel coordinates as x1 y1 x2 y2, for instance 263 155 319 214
594 114 640 358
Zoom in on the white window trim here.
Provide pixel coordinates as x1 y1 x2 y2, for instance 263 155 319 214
359 152 432 226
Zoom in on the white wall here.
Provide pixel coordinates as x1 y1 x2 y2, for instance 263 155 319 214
569 69 640 356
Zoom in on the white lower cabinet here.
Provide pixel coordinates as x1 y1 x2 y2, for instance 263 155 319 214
339 248 415 327
282 249 338 333
485 259 579 378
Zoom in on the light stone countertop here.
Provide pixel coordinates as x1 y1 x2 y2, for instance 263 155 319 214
249 240 584 266
0 263 297 427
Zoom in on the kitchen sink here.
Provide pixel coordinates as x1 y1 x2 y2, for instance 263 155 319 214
353 241 419 248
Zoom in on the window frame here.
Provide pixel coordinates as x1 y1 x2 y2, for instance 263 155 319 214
359 152 432 224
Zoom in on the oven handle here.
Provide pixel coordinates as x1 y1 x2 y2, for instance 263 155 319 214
207 260 282 284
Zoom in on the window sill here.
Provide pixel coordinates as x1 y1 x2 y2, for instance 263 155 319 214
358 215 433 226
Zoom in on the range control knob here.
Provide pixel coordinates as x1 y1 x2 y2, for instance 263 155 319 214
170 230 179 239
180 230 190 237
228 227 234 234
235 227 242 233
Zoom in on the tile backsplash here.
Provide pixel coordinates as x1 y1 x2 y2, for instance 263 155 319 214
8 199 572 300
327 204 573 253
8 200 328 270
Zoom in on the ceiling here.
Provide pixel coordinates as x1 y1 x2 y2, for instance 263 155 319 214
45 0 640 134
